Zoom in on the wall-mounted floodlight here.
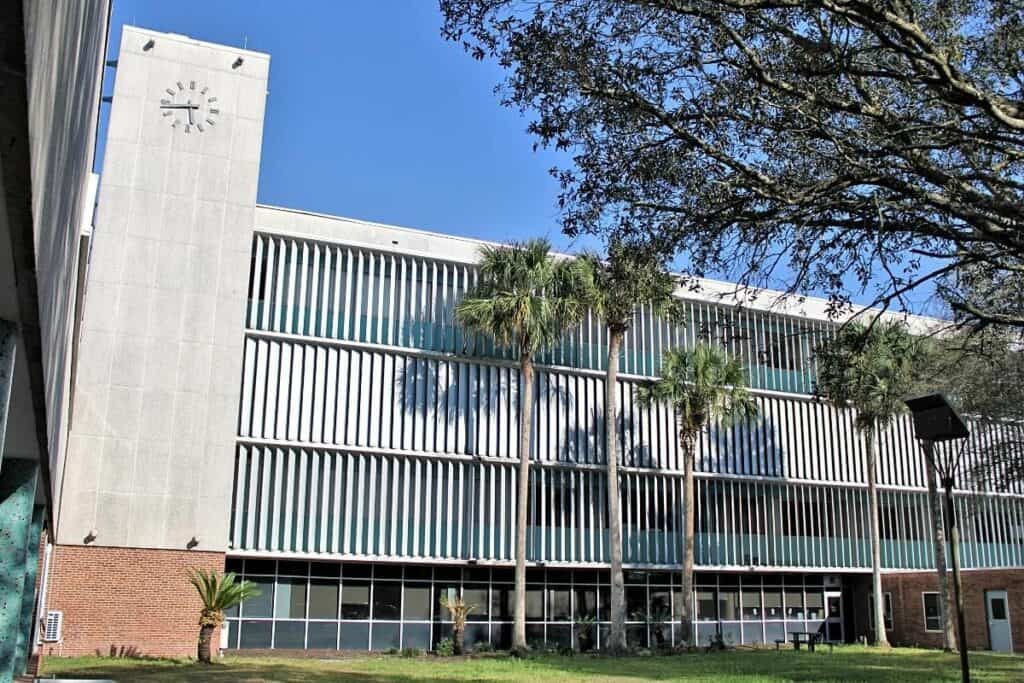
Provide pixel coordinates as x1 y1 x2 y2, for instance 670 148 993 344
143 39 155 51
232 57 244 69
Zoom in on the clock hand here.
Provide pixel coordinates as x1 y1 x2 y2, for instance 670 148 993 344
187 100 194 125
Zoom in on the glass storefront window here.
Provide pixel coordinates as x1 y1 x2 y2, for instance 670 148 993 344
491 586 513 621
696 590 717 621
549 588 571 621
463 584 489 622
340 622 369 649
239 620 272 648
805 591 824 620
719 589 740 621
574 588 597 619
341 581 370 620
649 590 671 623
242 577 274 618
308 579 339 620
403 583 431 620
625 587 646 622
764 589 783 619
526 588 545 621
785 590 804 619
275 577 307 619
373 583 401 620
307 621 338 648
274 620 305 648
741 589 761 620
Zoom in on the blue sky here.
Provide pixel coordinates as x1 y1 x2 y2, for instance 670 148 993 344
99 0 584 252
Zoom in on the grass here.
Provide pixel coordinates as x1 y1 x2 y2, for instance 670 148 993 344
39 646 1024 682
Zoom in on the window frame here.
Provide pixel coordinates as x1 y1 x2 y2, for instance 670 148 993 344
921 592 943 633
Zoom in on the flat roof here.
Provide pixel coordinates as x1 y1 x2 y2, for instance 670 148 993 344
254 203 947 333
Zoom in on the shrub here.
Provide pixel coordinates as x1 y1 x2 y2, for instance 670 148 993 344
436 637 455 657
399 647 422 658
471 642 494 654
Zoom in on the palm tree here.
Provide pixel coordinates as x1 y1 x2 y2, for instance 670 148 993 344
188 568 260 663
455 238 588 652
440 591 477 655
577 240 679 652
637 344 757 648
815 320 922 648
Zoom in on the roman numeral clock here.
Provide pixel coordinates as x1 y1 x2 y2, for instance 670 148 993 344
160 80 220 133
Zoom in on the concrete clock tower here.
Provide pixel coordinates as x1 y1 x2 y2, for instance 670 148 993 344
48 27 270 656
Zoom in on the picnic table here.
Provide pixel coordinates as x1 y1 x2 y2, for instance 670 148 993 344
775 631 821 652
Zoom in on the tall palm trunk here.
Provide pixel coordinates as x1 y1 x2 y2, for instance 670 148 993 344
925 455 957 651
605 328 626 652
513 350 534 652
866 422 890 647
678 422 696 648
197 624 215 663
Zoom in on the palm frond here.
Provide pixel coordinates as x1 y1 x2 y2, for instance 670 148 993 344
638 343 757 437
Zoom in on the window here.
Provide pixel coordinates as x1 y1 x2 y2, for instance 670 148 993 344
742 589 762 620
991 597 1007 621
341 581 370 619
697 590 717 621
923 593 942 632
785 590 804 619
869 592 894 631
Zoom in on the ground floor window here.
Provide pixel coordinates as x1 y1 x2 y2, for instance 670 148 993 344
222 559 843 651
868 592 894 631
922 593 942 632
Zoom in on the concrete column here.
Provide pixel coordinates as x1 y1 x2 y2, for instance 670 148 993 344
0 459 39 681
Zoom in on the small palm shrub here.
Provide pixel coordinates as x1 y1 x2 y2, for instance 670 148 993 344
439 593 476 655
188 568 259 663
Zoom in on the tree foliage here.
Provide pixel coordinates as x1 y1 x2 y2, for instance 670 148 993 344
441 0 1024 326
455 238 589 353
188 568 259 628
577 239 682 332
637 343 758 438
815 320 924 431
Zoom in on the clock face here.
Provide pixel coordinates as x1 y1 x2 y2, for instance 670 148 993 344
159 80 220 133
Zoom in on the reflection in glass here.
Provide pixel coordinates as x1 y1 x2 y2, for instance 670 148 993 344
341 582 370 619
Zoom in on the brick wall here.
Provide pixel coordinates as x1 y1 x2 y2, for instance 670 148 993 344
883 569 1024 652
42 545 225 658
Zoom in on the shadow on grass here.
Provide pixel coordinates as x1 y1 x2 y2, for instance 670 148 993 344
40 647 1024 683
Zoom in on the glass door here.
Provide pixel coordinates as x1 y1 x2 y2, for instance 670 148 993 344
824 591 843 643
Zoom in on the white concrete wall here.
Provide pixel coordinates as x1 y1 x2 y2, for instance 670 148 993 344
60 27 269 550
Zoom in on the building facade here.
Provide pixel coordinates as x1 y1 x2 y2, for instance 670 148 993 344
39 26 1024 659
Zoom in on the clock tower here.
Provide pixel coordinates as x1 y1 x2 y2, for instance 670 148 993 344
61 26 270 554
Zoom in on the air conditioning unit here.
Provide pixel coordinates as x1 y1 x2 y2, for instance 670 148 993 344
43 610 63 642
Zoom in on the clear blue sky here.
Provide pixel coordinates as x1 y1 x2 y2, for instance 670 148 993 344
97 0 938 314
98 0 585 253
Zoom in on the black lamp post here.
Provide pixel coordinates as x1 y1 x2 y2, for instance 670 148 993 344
904 394 970 683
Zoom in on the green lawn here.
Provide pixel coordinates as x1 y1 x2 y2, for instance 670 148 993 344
39 647 1024 682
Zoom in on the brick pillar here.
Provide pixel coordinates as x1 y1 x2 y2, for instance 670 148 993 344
0 459 38 681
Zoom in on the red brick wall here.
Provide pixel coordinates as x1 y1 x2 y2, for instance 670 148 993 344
42 545 225 658
883 569 1024 652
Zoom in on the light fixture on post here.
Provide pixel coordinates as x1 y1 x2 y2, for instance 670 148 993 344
904 394 970 683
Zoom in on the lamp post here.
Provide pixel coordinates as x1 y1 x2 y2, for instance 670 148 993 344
904 394 970 683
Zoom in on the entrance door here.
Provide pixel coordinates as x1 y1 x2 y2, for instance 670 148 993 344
825 591 844 643
985 590 1013 652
